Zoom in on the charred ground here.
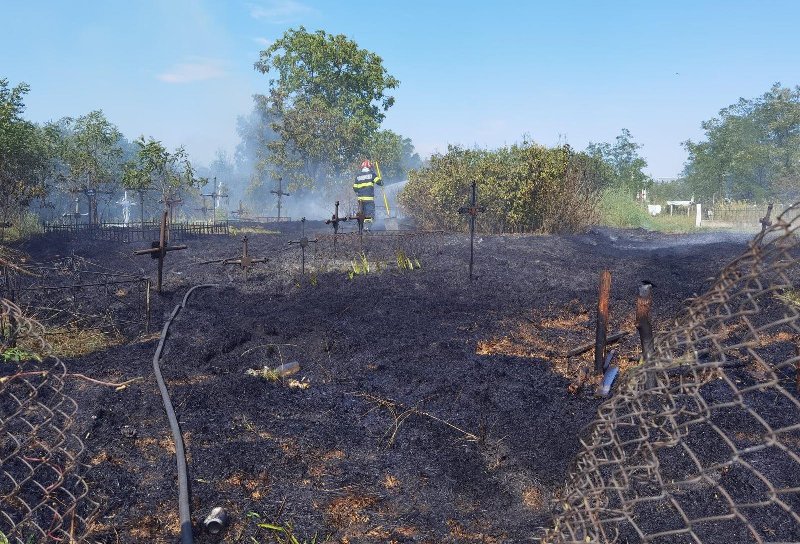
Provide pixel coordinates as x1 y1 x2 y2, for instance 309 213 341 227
11 223 756 543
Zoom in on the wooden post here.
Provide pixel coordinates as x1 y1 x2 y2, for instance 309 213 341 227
595 270 611 375
636 282 655 388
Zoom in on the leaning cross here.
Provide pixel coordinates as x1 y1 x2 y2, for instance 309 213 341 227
134 210 188 293
760 202 774 232
288 217 318 275
270 177 290 220
458 181 487 280
325 200 349 248
223 236 267 282
160 196 183 241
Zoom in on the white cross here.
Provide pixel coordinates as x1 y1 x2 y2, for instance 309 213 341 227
117 190 136 225
215 179 224 209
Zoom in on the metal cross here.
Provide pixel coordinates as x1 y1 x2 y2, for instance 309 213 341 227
214 178 228 210
63 196 88 228
457 181 487 280
223 236 268 282
270 177 291 220
325 200 349 247
117 191 136 225
347 202 369 249
134 210 188 293
288 217 318 275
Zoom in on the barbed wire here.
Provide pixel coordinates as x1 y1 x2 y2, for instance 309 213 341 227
544 204 800 543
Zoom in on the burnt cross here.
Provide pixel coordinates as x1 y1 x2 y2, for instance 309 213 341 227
134 210 188 293
270 177 291 220
288 217 318 275
457 181 487 280
223 236 268 282
325 200 349 247
760 202 774 232
347 202 369 249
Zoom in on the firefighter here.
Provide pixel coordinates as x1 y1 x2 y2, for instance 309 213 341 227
352 159 382 227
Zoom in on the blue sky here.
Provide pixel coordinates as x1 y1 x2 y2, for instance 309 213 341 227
2 0 798 177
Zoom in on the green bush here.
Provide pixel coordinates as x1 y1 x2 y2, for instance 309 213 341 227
598 188 650 228
398 143 607 234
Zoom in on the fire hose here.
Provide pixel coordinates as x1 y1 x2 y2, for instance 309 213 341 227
152 283 218 544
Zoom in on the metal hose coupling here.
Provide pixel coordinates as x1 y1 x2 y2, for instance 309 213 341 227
203 506 229 535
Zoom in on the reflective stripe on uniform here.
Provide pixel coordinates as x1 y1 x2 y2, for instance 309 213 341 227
353 182 374 189
357 196 375 201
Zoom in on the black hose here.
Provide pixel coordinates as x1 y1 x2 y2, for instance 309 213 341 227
152 284 218 544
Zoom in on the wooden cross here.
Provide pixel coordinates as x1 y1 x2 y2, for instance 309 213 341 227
325 200 348 247
230 200 248 220
760 202 774 232
458 181 487 281
160 197 183 223
288 217 318 275
223 236 267 281
134 210 188 293
270 177 290 220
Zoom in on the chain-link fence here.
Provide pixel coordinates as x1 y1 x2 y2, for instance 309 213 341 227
544 204 800 543
1 298 97 543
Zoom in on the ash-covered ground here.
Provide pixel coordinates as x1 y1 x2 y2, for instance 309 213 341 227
11 223 759 543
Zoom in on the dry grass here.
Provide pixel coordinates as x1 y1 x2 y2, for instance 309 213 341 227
475 306 643 390
34 324 123 358
326 493 378 528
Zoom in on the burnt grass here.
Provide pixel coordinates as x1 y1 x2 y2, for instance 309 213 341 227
12 223 765 542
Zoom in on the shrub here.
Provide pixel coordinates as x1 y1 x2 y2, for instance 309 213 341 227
398 143 606 234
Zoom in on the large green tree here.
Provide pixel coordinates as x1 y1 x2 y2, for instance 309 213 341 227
254 26 399 191
122 136 198 224
367 129 423 183
586 128 650 196
0 78 51 237
683 83 800 202
59 110 124 223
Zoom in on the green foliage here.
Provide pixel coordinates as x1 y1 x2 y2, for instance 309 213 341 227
367 129 422 183
586 129 651 195
683 83 800 201
0 78 51 233
648 177 693 202
59 110 123 193
246 511 322 544
598 188 651 228
2 347 42 363
398 142 605 234
122 136 199 206
254 27 399 190
598 188 701 233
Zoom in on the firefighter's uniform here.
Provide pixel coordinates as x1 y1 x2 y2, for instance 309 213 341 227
353 163 382 221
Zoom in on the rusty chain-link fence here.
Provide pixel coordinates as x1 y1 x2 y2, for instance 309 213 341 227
544 205 800 543
1 298 97 543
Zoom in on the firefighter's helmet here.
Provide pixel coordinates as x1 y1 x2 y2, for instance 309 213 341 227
360 160 372 169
